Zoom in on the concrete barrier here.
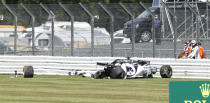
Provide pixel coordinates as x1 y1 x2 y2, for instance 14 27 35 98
0 56 209 79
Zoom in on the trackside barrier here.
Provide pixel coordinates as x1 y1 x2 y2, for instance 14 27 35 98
0 56 209 79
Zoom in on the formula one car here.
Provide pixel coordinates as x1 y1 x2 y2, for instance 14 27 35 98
92 57 172 79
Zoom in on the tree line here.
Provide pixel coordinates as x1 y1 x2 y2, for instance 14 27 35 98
4 0 152 4
0 0 153 31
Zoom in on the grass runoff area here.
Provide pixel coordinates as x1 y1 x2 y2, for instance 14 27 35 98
0 75 208 103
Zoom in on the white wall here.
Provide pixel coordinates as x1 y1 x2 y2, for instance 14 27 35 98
0 56 209 79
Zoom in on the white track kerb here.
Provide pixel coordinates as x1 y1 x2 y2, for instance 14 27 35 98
0 56 209 79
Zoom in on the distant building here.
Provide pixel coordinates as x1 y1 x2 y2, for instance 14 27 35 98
24 21 110 51
0 25 26 38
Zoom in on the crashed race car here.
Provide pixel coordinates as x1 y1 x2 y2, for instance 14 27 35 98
92 57 172 79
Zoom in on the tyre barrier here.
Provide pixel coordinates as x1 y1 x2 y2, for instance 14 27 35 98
23 66 34 78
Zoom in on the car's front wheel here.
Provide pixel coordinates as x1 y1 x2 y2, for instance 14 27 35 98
160 65 172 78
140 31 152 42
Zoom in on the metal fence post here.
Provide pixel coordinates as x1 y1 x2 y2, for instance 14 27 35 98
206 1 208 39
174 13 177 58
207 1 210 39
161 0 177 58
139 2 156 58
191 1 194 38
59 2 74 56
119 2 135 57
98 3 114 57
21 4 35 55
2 2 17 55
79 3 94 56
185 1 187 40
40 3 55 56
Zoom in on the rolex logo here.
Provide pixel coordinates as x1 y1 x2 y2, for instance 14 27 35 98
199 83 210 98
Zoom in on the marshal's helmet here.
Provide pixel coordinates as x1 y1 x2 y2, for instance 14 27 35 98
197 41 201 46
191 40 197 47
184 41 189 47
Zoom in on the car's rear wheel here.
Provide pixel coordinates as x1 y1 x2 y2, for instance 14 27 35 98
110 66 125 79
160 65 172 78
120 71 127 79
140 31 152 42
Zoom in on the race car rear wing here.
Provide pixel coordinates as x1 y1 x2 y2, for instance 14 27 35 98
97 62 108 66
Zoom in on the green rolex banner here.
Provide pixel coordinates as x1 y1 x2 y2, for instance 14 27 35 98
170 81 210 103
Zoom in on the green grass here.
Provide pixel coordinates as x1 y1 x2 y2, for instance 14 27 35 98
0 75 208 103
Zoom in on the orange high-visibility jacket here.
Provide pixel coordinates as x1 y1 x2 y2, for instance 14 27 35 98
178 47 192 59
198 45 206 59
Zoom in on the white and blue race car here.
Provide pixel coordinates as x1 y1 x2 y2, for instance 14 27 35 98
92 57 172 79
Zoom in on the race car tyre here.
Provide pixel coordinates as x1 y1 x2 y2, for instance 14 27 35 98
93 70 106 79
160 65 172 78
110 66 125 79
120 71 127 79
23 66 34 78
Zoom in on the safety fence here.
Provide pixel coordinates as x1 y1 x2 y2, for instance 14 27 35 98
0 56 209 79
0 2 210 58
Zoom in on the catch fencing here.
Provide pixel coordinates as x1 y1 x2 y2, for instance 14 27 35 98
0 2 210 58
0 56 209 79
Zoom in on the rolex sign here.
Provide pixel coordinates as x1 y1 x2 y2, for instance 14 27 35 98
170 81 210 103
